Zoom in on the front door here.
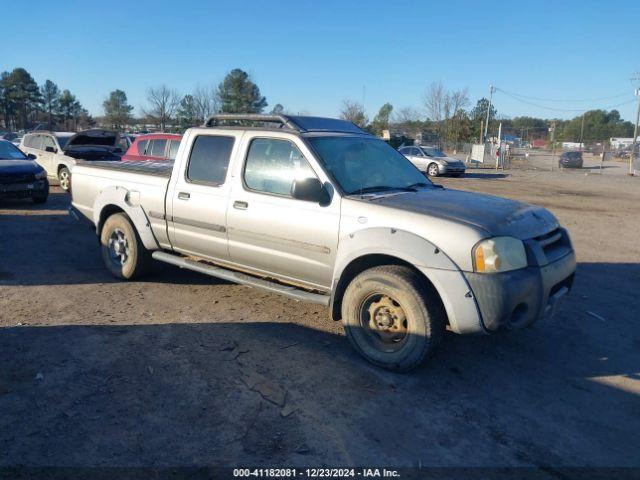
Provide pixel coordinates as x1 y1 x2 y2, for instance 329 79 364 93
226 136 340 290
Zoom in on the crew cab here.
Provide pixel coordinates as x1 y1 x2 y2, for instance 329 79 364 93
70 115 576 371
20 129 126 191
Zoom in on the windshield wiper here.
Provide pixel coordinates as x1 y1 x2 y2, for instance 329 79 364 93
348 185 419 195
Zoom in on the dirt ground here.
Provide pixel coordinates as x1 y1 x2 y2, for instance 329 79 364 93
1 166 639 472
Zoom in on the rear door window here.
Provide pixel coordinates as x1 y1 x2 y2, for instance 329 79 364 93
149 139 167 157
42 136 56 152
186 135 235 185
168 140 180 160
27 135 43 150
137 139 148 155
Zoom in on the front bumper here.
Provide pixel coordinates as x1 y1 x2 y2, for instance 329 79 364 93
439 163 466 175
0 180 48 199
463 248 576 331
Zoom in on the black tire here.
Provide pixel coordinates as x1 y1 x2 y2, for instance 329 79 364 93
100 213 152 280
341 265 446 372
58 166 71 192
427 163 439 177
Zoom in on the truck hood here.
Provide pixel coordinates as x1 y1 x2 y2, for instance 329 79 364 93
366 187 559 240
0 159 44 175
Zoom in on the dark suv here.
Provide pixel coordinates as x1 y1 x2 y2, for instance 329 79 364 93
559 151 583 169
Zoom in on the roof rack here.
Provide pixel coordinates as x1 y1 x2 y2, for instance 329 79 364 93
203 114 368 135
203 114 300 131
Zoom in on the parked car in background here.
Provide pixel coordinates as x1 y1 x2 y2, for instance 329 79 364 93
0 139 49 203
122 133 182 162
398 145 466 177
558 151 583 169
70 114 575 372
119 134 138 151
1 132 18 143
20 129 125 191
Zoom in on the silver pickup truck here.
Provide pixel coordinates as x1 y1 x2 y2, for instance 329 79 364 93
70 114 576 371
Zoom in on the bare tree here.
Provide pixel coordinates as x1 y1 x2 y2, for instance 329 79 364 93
142 85 180 131
192 83 218 123
424 83 470 145
391 107 424 137
423 82 446 126
443 88 469 144
339 100 368 128
393 107 422 124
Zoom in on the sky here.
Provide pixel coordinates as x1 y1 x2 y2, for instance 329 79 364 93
2 0 639 122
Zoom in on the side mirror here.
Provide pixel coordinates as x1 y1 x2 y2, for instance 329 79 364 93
291 177 330 204
27 153 37 160
45 146 56 153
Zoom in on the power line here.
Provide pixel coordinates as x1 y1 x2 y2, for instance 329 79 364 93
494 87 630 103
496 89 635 113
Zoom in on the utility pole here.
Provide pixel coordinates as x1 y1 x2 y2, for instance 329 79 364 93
579 113 585 151
483 85 494 142
550 121 557 171
630 88 640 175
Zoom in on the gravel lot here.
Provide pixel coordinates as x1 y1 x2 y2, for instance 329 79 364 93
1 167 639 472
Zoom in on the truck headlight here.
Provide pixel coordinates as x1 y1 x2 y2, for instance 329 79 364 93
35 170 47 180
473 236 527 273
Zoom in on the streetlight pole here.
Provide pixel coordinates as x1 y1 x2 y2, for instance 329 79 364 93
483 85 494 142
579 113 585 151
629 88 640 176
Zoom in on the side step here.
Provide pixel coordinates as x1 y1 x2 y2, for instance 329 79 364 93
152 251 330 306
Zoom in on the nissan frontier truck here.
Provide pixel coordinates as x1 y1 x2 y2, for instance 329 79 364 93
69 115 576 371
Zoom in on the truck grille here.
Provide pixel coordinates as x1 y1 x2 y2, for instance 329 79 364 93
532 228 569 264
0 173 35 185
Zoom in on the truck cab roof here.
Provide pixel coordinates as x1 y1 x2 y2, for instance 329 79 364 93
202 114 368 136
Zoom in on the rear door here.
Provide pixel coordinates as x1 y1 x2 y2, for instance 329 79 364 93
39 135 57 174
168 132 239 261
226 134 340 289
24 135 48 174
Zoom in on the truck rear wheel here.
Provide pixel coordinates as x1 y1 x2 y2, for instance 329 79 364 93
341 265 445 372
100 213 151 280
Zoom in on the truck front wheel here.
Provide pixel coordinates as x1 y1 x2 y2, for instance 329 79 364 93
100 213 151 280
341 265 445 372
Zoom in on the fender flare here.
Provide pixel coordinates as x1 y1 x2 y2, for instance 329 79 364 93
92 185 160 250
330 227 484 334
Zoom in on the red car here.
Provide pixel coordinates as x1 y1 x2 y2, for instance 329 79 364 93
122 133 182 161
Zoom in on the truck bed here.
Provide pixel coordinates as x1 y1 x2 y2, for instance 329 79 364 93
75 159 174 178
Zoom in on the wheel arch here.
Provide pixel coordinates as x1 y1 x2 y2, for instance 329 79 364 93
329 227 485 334
92 186 160 251
330 253 445 321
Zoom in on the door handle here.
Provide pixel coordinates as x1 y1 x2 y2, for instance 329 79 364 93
177 192 190 200
233 200 248 210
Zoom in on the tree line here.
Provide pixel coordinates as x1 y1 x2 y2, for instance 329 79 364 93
2 67 635 146
340 81 635 147
102 68 274 132
0 68 94 132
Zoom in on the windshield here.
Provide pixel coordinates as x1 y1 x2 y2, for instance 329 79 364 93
0 141 28 160
308 136 432 195
56 135 71 148
421 147 446 157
